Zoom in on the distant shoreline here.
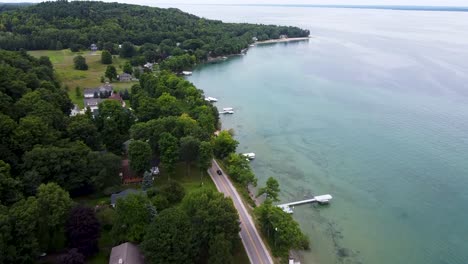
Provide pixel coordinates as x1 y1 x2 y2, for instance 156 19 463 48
255 37 311 45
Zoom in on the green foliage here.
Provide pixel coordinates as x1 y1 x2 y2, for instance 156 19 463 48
255 200 310 257
208 233 234 264
120 42 136 58
158 132 180 179
213 130 238 159
142 171 153 191
160 54 196 73
197 141 213 173
111 193 154 244
160 180 185 204
13 115 59 152
95 100 134 154
182 188 240 262
180 136 200 175
128 140 152 173
36 183 73 252
101 50 112 64
0 160 22 206
142 207 194 264
225 153 257 187
105 65 117 82
96 207 116 231
123 61 133 74
67 114 101 150
257 177 280 202
73 55 88 70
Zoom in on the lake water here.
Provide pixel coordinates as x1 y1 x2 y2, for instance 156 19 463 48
157 4 468 264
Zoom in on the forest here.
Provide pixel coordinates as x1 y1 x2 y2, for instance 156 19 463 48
0 1 309 59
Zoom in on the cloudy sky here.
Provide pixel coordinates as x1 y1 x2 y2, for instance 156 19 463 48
6 0 468 6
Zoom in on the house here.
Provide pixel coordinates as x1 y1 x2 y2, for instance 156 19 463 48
84 84 113 98
84 98 102 114
118 73 132 82
252 36 258 42
110 189 140 207
90 43 98 52
279 34 288 39
108 92 126 107
109 242 144 264
70 104 83 116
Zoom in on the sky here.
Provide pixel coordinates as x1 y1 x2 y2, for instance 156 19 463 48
5 0 468 7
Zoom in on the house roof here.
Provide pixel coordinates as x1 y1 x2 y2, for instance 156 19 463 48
84 84 113 95
84 98 102 107
109 242 144 264
110 189 140 206
108 92 123 102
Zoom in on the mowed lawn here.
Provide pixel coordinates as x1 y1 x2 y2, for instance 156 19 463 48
28 49 138 108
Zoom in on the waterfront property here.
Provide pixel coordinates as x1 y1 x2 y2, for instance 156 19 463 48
277 194 333 214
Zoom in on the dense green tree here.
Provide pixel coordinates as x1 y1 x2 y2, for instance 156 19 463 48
0 160 22 206
120 41 136 58
128 140 152 173
65 206 101 257
255 200 309 257
213 130 238 159
257 177 280 202
95 100 134 154
22 142 91 195
101 50 112 64
105 65 117 82
182 188 240 262
111 193 154 243
67 115 101 150
7 197 40 264
160 180 185 204
86 151 122 191
158 132 179 179
13 115 59 152
142 207 194 264
36 183 73 252
73 55 88 70
225 153 257 187
96 207 116 231
156 92 181 117
123 61 133 74
179 136 200 175
197 141 213 180
208 233 233 264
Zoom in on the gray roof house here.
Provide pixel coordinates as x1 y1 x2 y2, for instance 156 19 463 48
109 242 144 264
84 84 113 98
119 73 132 82
84 98 102 113
110 189 140 207
90 43 98 51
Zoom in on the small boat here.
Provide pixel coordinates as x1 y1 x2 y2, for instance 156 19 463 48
242 153 255 160
249 44 255 47
205 96 218 102
182 71 192 76
222 56 228 60
219 110 234 114
315 194 333 205
223 107 234 111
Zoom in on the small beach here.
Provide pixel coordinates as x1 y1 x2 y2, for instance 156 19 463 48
255 37 311 45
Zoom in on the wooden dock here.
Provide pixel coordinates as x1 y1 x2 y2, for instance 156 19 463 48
277 194 332 214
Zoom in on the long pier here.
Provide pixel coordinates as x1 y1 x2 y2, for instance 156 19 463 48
277 194 333 214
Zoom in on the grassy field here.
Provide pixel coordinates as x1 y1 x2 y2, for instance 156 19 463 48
28 49 138 108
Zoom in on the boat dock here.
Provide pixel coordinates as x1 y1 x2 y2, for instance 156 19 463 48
277 194 333 214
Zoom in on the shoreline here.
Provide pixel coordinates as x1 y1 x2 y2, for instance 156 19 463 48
255 36 311 45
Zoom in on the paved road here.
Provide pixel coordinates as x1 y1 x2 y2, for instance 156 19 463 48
208 160 273 264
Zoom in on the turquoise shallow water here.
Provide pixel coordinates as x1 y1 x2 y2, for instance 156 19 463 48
158 5 468 264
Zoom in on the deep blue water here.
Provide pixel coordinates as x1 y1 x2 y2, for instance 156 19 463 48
157 4 468 264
